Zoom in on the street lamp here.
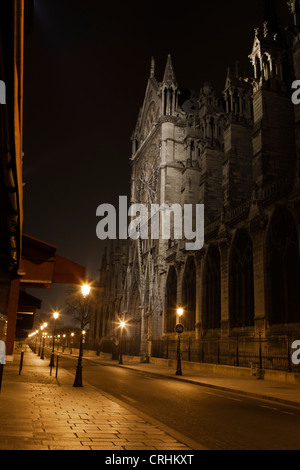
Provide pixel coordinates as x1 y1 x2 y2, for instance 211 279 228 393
38 325 44 356
62 334 66 352
70 332 74 354
119 321 126 365
177 308 183 318
40 323 48 360
175 307 184 376
34 330 38 353
49 312 59 368
73 284 91 387
81 284 91 297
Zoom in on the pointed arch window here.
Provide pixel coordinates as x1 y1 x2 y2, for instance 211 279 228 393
129 285 141 339
229 230 255 328
182 257 196 331
165 266 177 333
203 246 221 330
267 207 300 325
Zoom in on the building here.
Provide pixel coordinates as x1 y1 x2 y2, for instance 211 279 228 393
91 1 300 371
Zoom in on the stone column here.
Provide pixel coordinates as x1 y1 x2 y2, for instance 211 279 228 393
139 306 148 355
250 218 268 338
195 250 205 340
219 238 231 338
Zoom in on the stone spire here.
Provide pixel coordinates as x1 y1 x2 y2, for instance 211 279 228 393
162 54 177 86
160 54 178 116
150 56 155 78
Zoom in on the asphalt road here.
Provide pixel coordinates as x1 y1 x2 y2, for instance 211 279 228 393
56 352 300 450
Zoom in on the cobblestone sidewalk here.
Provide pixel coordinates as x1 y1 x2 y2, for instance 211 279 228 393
0 347 200 451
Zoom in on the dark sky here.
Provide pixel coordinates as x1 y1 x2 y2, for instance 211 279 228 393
22 0 290 320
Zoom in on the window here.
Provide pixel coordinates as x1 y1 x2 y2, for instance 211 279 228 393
267 207 300 325
203 246 221 329
165 266 177 333
182 257 196 331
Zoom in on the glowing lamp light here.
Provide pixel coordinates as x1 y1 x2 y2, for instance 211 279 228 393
53 312 59 320
177 307 184 317
81 284 91 297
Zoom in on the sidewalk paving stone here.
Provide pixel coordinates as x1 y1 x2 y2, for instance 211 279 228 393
0 346 196 450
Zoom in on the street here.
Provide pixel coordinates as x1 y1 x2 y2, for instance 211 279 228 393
56 351 300 451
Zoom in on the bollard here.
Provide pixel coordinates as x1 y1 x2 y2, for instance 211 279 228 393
19 350 24 375
55 354 59 378
0 364 4 392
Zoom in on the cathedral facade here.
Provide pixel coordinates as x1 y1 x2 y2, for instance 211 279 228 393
91 3 300 368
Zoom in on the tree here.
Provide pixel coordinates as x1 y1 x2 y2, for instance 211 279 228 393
65 286 91 332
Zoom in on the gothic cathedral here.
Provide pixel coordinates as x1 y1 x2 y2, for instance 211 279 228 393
91 2 300 367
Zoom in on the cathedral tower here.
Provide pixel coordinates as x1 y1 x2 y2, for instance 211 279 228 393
249 1 296 192
222 65 254 212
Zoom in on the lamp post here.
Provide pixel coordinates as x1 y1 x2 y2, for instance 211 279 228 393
119 321 126 365
34 330 38 353
40 323 48 360
49 312 59 368
38 325 44 356
70 332 74 354
175 307 184 376
40 333 45 359
73 284 90 387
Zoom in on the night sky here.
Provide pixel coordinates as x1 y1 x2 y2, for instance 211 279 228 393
22 0 290 321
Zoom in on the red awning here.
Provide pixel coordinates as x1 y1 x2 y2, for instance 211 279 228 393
18 290 42 311
52 255 86 285
20 234 86 288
